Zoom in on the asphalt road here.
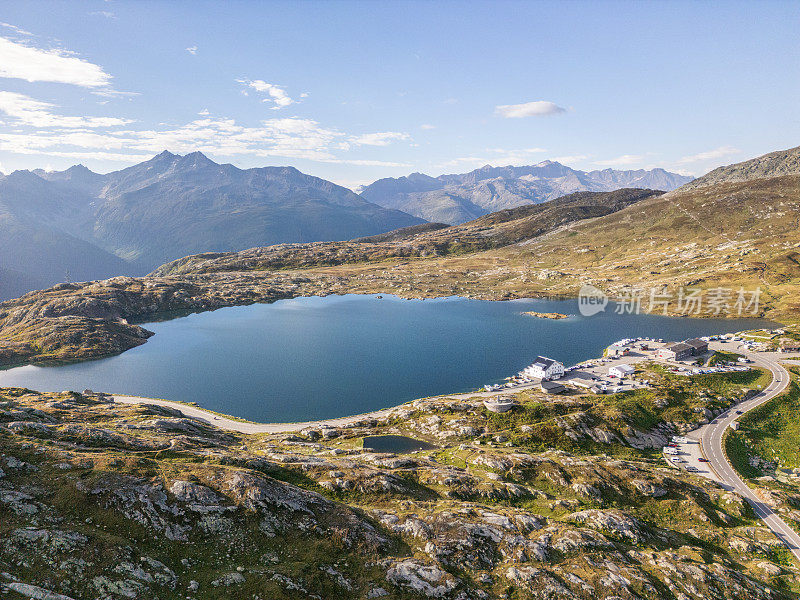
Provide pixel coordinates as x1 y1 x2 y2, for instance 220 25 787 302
686 342 800 563
112 395 399 434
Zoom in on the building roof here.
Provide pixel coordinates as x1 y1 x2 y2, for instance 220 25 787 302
684 338 709 350
664 342 693 353
568 372 596 387
611 364 635 373
541 380 565 391
531 356 560 369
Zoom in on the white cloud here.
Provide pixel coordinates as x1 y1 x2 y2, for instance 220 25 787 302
0 22 33 36
328 178 370 192
91 89 139 99
186 46 198 55
420 124 435 130
0 105 411 167
349 131 410 146
494 100 566 118
592 154 645 167
0 35 112 87
0 92 132 128
332 159 410 167
11 149 152 162
238 79 296 110
551 154 589 165
487 147 546 155
676 145 740 165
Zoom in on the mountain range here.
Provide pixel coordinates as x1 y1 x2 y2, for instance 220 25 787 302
149 144 800 322
3 145 800 600
0 152 697 300
359 162 693 224
0 151 424 299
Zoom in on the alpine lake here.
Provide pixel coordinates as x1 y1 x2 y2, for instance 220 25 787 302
0 294 774 423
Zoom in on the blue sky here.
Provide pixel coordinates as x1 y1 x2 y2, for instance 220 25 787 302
0 0 798 188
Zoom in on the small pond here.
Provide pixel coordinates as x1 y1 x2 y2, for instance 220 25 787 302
362 435 436 454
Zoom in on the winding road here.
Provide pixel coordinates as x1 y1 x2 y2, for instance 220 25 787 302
682 341 800 562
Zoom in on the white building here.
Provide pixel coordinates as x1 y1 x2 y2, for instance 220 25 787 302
522 356 564 380
609 364 635 378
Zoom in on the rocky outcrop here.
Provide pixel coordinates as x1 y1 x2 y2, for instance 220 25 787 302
0 386 794 600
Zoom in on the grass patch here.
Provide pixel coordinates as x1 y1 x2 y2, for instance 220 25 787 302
726 370 800 471
724 429 763 479
709 350 744 366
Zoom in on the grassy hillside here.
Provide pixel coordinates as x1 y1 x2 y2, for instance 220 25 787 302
153 188 661 276
504 174 800 319
726 367 800 475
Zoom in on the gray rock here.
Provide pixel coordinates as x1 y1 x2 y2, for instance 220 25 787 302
212 572 246 586
567 509 645 543
631 479 667 498
386 559 458 598
2 582 76 600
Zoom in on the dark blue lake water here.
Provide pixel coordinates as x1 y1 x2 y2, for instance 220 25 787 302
0 294 773 422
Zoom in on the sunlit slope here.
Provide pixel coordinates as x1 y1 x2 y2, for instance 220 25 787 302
513 174 800 316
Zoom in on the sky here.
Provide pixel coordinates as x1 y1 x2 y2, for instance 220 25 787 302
0 0 798 189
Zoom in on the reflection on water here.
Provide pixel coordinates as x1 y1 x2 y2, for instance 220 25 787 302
0 294 774 423
362 435 436 454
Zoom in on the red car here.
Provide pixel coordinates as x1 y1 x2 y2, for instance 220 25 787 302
698 458 709 462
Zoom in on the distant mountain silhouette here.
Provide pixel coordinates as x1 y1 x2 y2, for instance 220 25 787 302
360 161 693 224
0 151 423 299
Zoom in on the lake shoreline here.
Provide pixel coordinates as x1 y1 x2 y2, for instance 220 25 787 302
111 377 544 433
1 281 784 370
0 295 777 423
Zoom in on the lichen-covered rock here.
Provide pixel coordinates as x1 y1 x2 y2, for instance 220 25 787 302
0 386 796 600
631 478 667 497
212 572 245 586
2 582 77 600
567 509 646 543
386 559 459 598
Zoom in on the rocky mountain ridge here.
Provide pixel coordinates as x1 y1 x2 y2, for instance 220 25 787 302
360 161 692 224
0 189 659 367
679 145 800 191
0 152 423 299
